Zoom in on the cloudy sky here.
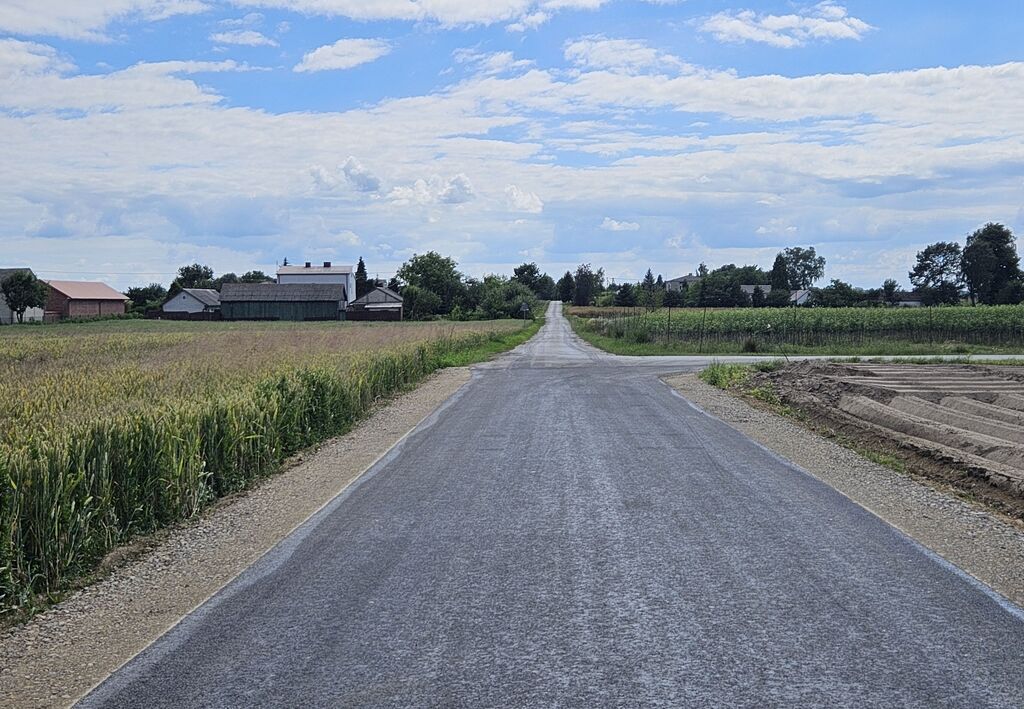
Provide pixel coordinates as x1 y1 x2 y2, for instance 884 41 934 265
1 1 1022 289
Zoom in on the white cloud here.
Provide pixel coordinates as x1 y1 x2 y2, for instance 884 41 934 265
294 38 391 73
601 217 640 231
564 36 687 74
699 2 873 48
453 49 532 76
341 157 381 193
389 174 476 206
0 0 208 41
210 30 277 47
505 185 544 213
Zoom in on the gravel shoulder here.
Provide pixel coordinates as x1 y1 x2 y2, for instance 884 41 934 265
665 372 1024 610
0 367 472 709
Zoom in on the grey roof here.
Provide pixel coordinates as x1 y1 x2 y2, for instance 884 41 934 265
220 283 347 303
666 274 701 284
739 284 773 295
182 288 221 307
351 287 403 306
0 268 34 281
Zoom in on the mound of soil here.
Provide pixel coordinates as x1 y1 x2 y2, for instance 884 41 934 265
751 363 1024 519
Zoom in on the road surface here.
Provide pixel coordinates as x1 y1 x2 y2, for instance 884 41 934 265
81 302 1024 707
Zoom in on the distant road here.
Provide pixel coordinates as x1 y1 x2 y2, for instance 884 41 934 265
81 301 1024 707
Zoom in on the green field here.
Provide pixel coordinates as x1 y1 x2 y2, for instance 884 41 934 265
0 317 539 616
568 304 1024 356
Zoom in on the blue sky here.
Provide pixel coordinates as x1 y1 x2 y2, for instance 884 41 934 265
1 1 1022 289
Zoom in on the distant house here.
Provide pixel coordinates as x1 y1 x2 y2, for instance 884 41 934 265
347 287 403 321
895 292 924 308
277 262 356 304
740 284 772 297
665 274 702 293
220 283 347 321
0 268 45 324
162 288 221 315
790 289 813 306
45 280 127 321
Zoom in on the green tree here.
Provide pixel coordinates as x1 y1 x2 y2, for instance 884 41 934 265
401 285 442 320
769 254 790 291
512 263 542 293
213 272 239 289
240 270 272 283
478 276 538 319
573 264 602 306
1 271 47 323
962 223 1021 305
615 283 637 306
780 247 826 290
814 279 861 308
396 252 464 314
882 279 900 306
663 289 685 307
535 274 556 300
909 242 962 289
173 263 215 291
751 286 767 307
355 257 370 298
556 271 575 302
124 283 167 312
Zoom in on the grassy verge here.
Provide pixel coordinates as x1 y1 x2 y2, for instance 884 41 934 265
0 319 540 620
436 317 542 367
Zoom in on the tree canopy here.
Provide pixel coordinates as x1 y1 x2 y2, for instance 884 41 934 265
780 247 825 290
1 271 47 323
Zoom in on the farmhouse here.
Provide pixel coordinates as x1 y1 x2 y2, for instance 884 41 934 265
665 274 702 293
162 288 221 315
277 262 356 304
45 280 127 321
347 287 404 321
0 268 45 324
220 283 347 321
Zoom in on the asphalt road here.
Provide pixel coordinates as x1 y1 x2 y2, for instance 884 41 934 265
80 302 1024 708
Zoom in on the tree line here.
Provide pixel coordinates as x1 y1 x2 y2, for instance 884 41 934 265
557 223 1023 309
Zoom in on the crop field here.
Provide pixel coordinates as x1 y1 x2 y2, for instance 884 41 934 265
569 305 1024 355
0 318 533 615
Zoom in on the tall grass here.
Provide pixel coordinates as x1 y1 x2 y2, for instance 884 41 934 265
0 320 530 615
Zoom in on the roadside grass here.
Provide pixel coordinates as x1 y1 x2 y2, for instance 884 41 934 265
435 317 543 367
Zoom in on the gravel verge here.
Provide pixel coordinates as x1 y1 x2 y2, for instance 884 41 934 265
0 367 472 709
665 372 1024 609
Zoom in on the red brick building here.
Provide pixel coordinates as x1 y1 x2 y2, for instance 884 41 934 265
45 280 128 321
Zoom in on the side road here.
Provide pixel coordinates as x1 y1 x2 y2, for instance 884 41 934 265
0 368 472 709
666 373 1024 609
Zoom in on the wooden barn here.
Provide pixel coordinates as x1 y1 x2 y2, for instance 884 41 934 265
45 280 128 321
346 287 403 321
220 283 347 321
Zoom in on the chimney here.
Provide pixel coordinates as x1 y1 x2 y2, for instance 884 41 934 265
323 261 331 268
304 261 311 268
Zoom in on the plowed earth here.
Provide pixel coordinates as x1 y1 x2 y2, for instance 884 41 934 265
751 363 1024 520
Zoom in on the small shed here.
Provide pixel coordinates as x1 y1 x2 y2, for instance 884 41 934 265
220 283 347 321
347 287 403 321
162 288 221 315
45 280 128 321
0 268 45 324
